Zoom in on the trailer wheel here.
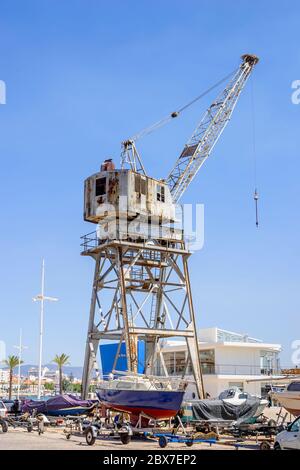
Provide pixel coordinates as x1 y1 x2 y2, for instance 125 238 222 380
260 441 271 450
158 436 168 448
66 433 71 440
274 442 281 451
185 439 194 447
27 424 33 433
85 428 96 446
120 433 131 445
0 420 8 433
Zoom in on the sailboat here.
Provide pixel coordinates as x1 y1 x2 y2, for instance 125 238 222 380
96 373 186 422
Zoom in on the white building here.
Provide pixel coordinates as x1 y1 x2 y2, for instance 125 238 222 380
159 327 282 398
28 366 39 378
0 368 9 383
43 367 59 382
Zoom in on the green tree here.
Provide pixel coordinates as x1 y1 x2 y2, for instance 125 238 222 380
44 382 54 391
70 383 82 394
3 355 23 399
52 354 70 394
62 378 71 392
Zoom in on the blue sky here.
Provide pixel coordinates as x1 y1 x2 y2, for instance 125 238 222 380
0 0 299 366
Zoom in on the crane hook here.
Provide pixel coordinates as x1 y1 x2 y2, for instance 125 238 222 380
254 189 259 227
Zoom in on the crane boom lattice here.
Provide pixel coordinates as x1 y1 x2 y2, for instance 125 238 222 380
167 54 259 202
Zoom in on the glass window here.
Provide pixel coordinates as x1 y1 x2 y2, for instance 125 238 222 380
217 329 260 343
135 175 146 195
95 177 106 196
260 350 279 374
219 389 235 399
290 418 300 433
175 351 186 374
157 185 165 202
219 391 229 399
163 352 175 375
238 393 249 399
163 351 186 375
140 178 146 195
135 175 140 193
200 349 215 374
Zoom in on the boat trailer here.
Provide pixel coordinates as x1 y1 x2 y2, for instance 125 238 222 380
154 432 217 448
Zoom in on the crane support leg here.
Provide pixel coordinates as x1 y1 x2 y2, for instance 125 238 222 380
81 237 205 399
82 255 101 399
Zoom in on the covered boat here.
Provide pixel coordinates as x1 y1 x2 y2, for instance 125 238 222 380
182 387 268 424
22 394 98 416
218 387 268 418
97 375 186 422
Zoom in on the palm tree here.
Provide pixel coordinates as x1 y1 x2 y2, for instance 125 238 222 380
3 355 23 399
52 354 70 394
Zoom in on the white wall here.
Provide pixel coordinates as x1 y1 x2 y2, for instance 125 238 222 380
215 346 261 374
184 375 264 399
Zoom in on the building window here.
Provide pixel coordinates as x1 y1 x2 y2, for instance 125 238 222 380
217 329 260 343
163 352 175 375
135 175 146 195
185 349 215 375
95 177 106 196
260 350 279 374
175 351 186 374
200 349 215 374
162 351 186 375
157 184 165 202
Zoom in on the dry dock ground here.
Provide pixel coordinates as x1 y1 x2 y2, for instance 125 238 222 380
0 409 283 450
0 427 255 450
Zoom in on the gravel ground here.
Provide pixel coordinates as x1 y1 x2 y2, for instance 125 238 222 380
0 427 243 450
1 410 285 451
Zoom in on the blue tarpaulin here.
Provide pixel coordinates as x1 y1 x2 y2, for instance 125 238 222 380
100 341 145 377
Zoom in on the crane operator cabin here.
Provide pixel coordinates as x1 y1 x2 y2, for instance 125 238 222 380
84 159 179 243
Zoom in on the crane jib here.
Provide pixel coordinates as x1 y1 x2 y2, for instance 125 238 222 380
167 54 259 202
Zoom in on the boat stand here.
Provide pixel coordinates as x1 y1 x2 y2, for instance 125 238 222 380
81 409 186 446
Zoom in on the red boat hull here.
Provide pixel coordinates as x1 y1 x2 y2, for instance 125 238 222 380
97 388 184 421
103 403 178 420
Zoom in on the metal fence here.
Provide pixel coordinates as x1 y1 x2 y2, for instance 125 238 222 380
201 364 281 376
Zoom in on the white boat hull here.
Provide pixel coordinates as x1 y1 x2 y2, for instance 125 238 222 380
273 392 300 416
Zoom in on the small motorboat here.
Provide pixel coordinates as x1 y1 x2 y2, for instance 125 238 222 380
218 387 268 418
96 375 186 423
271 381 300 416
22 394 98 417
182 387 268 424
